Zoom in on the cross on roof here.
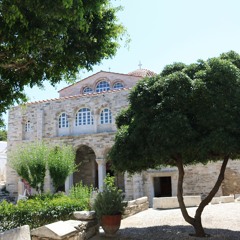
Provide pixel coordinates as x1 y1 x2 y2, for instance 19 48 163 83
138 61 142 69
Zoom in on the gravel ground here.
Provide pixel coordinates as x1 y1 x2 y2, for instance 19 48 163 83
91 202 240 240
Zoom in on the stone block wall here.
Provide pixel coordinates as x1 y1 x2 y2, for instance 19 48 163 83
123 196 149 218
0 225 31 240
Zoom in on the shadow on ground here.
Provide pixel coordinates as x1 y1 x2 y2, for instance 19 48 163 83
93 225 240 240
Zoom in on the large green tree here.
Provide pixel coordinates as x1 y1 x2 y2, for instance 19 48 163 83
0 0 125 126
109 51 240 237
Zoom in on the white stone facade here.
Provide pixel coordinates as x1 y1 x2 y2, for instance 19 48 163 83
0 141 7 182
6 70 240 205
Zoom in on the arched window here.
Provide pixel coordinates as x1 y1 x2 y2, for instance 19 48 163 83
113 82 124 89
96 81 110 93
83 87 93 94
75 108 93 126
100 108 112 124
25 120 31 132
59 113 69 128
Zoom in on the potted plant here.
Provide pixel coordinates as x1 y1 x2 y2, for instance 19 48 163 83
93 174 127 237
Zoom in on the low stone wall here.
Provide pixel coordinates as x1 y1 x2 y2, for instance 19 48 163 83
31 211 98 240
123 196 149 218
211 195 235 204
153 196 201 209
0 225 31 240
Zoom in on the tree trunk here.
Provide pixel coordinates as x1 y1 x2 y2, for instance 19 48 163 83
175 156 229 237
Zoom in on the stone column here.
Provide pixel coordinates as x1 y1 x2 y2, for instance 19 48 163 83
37 109 44 140
65 174 73 194
96 158 106 191
69 117 74 135
133 173 144 199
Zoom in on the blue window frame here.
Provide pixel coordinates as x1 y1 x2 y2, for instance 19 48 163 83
113 82 124 89
83 87 93 94
75 108 93 126
59 113 69 128
100 108 112 124
96 81 110 93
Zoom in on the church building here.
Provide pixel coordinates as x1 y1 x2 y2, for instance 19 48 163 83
6 69 240 206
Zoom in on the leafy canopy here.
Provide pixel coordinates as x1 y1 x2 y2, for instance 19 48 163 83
0 0 125 125
109 51 240 173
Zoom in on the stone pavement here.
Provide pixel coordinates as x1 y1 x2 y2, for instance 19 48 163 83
90 202 240 240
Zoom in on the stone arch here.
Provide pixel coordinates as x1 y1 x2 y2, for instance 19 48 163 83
73 145 98 188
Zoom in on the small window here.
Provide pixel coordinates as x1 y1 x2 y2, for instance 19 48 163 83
113 82 124 89
96 81 110 93
75 108 93 126
83 87 93 94
59 113 69 128
25 121 31 132
100 108 112 124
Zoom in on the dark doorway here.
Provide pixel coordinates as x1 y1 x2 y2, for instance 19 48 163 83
154 177 172 197
73 145 98 188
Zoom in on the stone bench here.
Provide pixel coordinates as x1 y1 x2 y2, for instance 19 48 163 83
153 196 201 209
211 195 235 204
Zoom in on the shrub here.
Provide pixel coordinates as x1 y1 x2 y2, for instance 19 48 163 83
93 174 127 220
48 145 77 192
0 194 87 232
9 142 48 193
69 182 94 210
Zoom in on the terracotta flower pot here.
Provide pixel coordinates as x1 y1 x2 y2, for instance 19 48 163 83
101 214 122 236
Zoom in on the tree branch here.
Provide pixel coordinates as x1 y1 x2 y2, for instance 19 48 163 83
175 158 195 225
195 156 229 220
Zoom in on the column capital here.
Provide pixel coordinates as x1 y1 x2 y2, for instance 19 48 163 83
96 158 106 165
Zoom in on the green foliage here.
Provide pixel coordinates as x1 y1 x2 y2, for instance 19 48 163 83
0 194 87 232
69 182 94 210
48 145 77 191
109 51 240 173
0 0 125 124
9 142 48 193
0 129 7 141
93 174 127 219
9 141 77 193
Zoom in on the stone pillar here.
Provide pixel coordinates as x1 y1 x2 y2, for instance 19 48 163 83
37 109 44 140
65 174 73 195
124 172 134 200
69 117 74 136
133 173 144 199
96 158 106 191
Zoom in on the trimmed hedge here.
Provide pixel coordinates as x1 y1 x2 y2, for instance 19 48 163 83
0 193 87 232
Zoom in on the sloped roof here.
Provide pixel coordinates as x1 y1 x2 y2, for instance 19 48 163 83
128 69 157 77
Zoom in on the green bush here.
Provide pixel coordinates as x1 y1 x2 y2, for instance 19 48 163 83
0 194 87 232
69 182 94 210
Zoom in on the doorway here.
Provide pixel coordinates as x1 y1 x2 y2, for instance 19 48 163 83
154 176 172 197
73 145 98 188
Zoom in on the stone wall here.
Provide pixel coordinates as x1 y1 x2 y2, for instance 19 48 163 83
222 161 240 195
124 160 240 207
0 225 31 240
6 88 130 196
0 142 7 182
59 71 140 97
123 196 149 218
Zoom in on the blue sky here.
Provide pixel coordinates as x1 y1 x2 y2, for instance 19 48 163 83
3 0 240 125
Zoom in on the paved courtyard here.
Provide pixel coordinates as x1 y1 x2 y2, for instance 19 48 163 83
91 202 240 240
